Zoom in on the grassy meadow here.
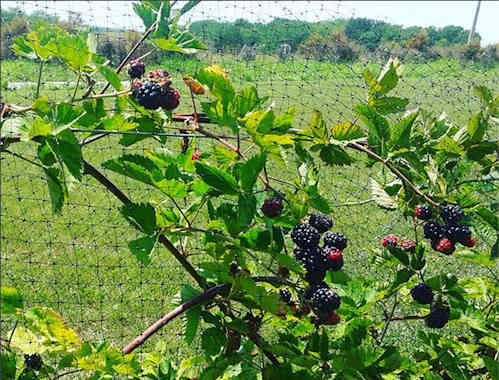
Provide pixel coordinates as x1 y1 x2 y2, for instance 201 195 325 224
1 53 498 358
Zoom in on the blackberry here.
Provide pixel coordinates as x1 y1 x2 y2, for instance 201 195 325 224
462 236 476 248
323 246 344 271
291 223 320 249
229 262 240 276
304 282 328 300
280 289 291 303
311 286 341 315
148 69 171 82
432 238 455 255
294 247 320 271
400 239 416 252
24 354 42 371
309 213 333 233
261 197 283 218
440 205 463 224
444 224 471 244
414 205 432 220
423 222 443 241
381 234 398 247
425 304 450 329
127 59 145 78
135 82 165 110
160 86 180 111
305 269 326 284
323 232 347 250
410 283 433 305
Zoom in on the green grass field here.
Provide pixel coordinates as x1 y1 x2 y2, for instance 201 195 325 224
1 54 498 358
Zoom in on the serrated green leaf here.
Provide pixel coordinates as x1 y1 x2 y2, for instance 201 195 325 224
240 153 266 192
386 246 410 266
102 154 161 186
47 129 83 181
238 193 256 227
33 97 51 116
369 178 397 209
377 58 402 95
466 141 497 161
433 136 464 156
389 109 419 149
304 110 328 140
389 268 415 291
179 0 201 15
483 357 499 380
371 96 409 115
466 111 487 144
128 235 156 265
354 104 390 143
29 118 52 139
195 162 238 194
184 307 201 345
43 167 66 213
196 65 234 106
1 286 23 314
0 351 16 380
121 203 156 235
97 65 121 91
201 327 226 356
133 2 156 29
319 144 354 166
331 121 364 141
476 207 498 231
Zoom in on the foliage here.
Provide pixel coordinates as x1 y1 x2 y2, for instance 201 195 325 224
1 1 499 379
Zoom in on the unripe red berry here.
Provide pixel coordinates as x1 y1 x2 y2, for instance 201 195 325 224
382 234 398 247
462 236 476 248
433 237 455 255
400 239 416 252
327 312 341 325
191 151 201 161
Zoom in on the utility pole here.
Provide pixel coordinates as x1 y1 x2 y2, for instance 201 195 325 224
467 0 481 44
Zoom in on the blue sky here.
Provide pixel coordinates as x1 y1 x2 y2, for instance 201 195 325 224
4 1 499 45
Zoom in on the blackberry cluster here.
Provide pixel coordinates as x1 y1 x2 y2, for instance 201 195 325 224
309 213 333 233
127 59 145 78
261 196 283 218
24 354 42 371
132 69 180 111
414 204 432 220
279 289 291 303
425 303 450 329
420 204 475 255
410 283 433 304
291 224 321 249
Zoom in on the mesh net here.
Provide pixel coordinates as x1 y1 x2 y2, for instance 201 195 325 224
1 0 498 357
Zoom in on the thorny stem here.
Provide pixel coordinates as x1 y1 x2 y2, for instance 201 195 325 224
82 160 208 289
346 141 440 207
35 60 44 99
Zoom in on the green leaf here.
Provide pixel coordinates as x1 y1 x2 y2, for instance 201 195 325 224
371 96 409 115
389 109 419 149
29 118 52 139
196 65 235 106
474 86 493 105
133 2 156 29
369 178 397 209
238 194 256 228
119 117 163 146
483 357 499 380
47 129 83 181
154 2 171 38
433 136 464 156
102 154 161 186
389 268 415 291
120 203 156 235
43 167 66 213
33 97 51 116
240 153 266 192
56 32 91 70
466 111 487 144
97 65 121 91
354 104 389 144
201 327 226 356
1 286 23 314
326 270 351 285
128 235 156 265
304 110 328 140
184 306 201 345
475 207 498 231
233 86 267 118
0 352 16 380
195 162 238 194
179 0 201 15
377 58 402 95
319 144 354 166
331 121 364 141
466 141 497 161
386 246 410 266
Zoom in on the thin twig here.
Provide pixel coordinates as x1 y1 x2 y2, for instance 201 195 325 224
389 315 426 322
35 60 44 99
379 295 398 344
3 150 44 168
71 70 82 103
8 320 18 348
53 370 82 379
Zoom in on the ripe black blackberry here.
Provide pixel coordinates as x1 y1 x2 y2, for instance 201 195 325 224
304 282 328 300
423 221 443 241
309 213 333 233
414 205 432 220
229 262 240 276
294 247 320 271
440 205 463 224
410 283 434 305
305 269 326 284
425 304 450 329
444 224 471 244
127 59 145 78
280 289 291 303
135 82 165 110
24 354 42 371
311 286 341 315
323 232 347 250
261 196 283 218
291 223 320 249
